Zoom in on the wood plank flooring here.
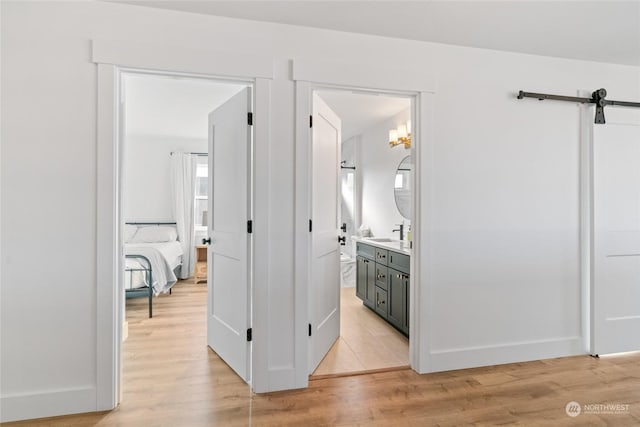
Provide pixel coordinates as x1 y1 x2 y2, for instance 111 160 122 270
6 281 640 426
311 287 409 377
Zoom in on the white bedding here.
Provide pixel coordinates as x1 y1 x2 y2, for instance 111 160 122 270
124 241 183 295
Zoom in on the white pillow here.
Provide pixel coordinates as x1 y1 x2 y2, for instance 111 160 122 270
130 226 178 243
124 224 138 243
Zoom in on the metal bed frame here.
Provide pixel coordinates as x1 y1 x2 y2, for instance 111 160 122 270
125 254 154 318
124 221 178 318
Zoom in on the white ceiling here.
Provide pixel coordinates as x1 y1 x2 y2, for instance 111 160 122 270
123 73 247 139
317 91 410 140
114 1 640 66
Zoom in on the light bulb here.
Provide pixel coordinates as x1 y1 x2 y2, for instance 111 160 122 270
389 129 398 143
397 124 407 139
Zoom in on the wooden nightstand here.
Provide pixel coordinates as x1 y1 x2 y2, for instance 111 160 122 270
194 245 208 284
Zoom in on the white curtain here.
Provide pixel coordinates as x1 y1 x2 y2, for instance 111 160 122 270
171 152 198 279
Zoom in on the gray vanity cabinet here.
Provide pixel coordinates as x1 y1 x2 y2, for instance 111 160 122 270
356 241 410 336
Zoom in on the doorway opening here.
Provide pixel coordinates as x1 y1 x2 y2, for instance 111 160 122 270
117 69 254 399
308 88 415 378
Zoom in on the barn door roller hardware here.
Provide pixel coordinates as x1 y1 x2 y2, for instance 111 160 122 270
517 88 640 124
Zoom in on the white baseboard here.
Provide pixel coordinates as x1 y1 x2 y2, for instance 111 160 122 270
0 386 96 423
427 337 584 373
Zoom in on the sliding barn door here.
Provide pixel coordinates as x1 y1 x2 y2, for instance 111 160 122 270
592 123 640 355
206 87 252 382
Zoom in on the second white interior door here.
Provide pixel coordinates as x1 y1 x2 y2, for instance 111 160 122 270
309 93 342 373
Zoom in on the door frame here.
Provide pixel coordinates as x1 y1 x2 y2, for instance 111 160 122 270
295 79 432 382
94 41 272 409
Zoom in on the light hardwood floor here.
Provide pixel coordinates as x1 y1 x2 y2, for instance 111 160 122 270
6 281 640 426
311 287 409 377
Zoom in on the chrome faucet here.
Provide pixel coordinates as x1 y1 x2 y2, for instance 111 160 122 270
392 223 404 241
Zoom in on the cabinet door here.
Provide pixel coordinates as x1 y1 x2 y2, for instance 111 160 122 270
365 258 376 308
387 268 405 331
356 256 376 308
356 256 367 301
403 275 410 334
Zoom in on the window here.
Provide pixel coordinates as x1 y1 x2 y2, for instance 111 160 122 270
194 157 208 229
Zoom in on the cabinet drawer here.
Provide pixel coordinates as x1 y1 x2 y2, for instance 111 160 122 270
388 251 410 274
375 265 388 290
374 287 388 318
356 242 375 260
375 248 388 265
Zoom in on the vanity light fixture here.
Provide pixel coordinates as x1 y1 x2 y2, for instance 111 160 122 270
389 120 411 149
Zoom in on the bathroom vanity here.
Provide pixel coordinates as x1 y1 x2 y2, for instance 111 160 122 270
353 238 410 336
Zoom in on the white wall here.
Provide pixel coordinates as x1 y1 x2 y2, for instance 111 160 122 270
2 0 640 422
123 134 206 221
359 108 412 239
425 46 639 370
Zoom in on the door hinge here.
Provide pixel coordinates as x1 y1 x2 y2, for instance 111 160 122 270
248 112 253 126
308 323 312 337
309 115 313 128
247 328 252 342
309 219 312 232
247 220 253 234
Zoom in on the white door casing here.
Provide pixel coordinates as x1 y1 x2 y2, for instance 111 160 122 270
309 93 342 373
592 123 640 355
207 87 253 382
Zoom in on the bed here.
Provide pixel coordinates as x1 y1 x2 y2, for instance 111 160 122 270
124 222 184 318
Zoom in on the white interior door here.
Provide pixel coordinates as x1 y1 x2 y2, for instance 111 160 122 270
309 93 342 373
207 87 252 382
592 123 640 355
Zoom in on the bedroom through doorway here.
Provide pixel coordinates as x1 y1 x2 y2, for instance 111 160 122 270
118 70 251 399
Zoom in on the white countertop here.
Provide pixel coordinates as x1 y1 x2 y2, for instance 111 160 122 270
351 236 412 255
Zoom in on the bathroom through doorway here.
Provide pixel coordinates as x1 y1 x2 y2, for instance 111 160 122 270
309 88 414 378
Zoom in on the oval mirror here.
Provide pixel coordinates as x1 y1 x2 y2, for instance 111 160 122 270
394 155 412 220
